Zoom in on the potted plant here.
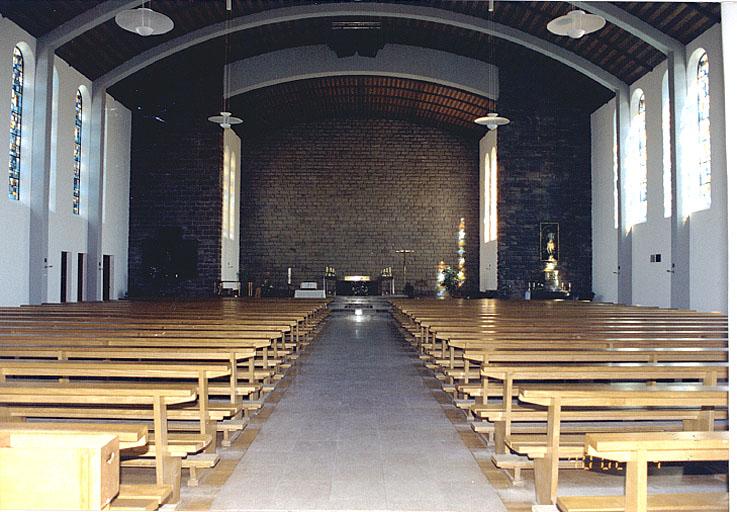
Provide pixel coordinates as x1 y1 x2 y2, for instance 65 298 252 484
441 266 465 298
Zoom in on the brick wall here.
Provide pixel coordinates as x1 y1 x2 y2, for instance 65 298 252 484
128 116 223 297
126 106 592 299
496 85 593 298
239 118 479 296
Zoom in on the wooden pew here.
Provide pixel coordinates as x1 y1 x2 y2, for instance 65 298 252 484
557 431 729 512
0 430 120 510
0 421 147 450
0 381 198 505
514 383 728 506
478 362 726 452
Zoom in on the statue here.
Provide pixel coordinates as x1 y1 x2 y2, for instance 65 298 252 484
546 232 556 261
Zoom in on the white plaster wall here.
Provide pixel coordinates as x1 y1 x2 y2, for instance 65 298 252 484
591 24 727 312
687 25 728 313
478 130 498 291
101 96 131 300
0 17 132 305
590 100 618 303
46 58 91 302
628 61 671 308
221 128 241 283
0 18 35 306
720 1 737 489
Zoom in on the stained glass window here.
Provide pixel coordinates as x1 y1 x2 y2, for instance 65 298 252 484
695 52 711 210
8 45 23 201
73 89 82 215
635 92 647 224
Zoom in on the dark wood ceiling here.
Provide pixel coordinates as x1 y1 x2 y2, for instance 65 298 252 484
228 76 492 137
0 1 719 84
0 1 721 132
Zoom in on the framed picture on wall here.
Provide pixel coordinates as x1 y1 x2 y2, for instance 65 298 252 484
540 222 559 262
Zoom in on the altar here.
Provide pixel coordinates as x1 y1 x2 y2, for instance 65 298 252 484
335 276 379 296
336 275 380 296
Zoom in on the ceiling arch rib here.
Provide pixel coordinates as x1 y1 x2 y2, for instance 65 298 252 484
39 0 139 49
226 44 498 100
94 2 627 93
570 2 685 55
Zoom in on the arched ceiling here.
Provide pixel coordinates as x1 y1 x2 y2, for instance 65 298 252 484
0 1 721 132
228 75 493 137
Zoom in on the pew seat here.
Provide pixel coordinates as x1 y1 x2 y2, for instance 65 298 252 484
556 432 729 512
557 492 728 512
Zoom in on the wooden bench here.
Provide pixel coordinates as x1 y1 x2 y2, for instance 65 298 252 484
0 430 120 510
515 383 728 506
479 362 726 452
0 381 198 504
0 421 147 450
557 431 729 512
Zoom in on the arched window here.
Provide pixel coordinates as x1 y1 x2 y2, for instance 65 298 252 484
73 88 82 215
8 45 23 201
695 51 711 210
634 91 647 224
663 73 671 218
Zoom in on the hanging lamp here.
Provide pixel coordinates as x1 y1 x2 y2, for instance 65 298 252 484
115 1 173 37
474 0 509 131
209 0 243 129
547 10 605 39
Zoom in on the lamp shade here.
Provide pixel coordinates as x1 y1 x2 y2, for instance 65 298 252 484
474 112 510 130
547 10 605 39
115 7 174 37
208 112 243 129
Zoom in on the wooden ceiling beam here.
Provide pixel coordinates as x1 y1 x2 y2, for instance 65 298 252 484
39 0 138 49
571 1 684 54
95 2 627 92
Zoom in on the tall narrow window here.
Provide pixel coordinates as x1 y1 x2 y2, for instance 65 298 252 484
8 45 23 201
695 52 711 210
663 73 672 218
489 146 497 241
72 89 82 215
483 153 490 243
229 150 236 241
222 150 230 238
634 91 647 224
613 111 619 229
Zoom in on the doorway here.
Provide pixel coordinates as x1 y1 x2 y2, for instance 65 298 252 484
77 253 85 302
60 251 69 303
102 254 113 301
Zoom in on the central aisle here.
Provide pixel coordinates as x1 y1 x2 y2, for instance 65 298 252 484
211 311 505 511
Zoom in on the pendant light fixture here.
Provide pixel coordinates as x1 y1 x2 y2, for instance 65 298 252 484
547 10 605 39
474 0 509 131
115 1 173 37
209 0 243 129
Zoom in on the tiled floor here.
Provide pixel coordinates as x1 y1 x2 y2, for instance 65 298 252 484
210 311 506 511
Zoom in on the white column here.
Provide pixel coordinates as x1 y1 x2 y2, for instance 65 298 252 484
85 86 107 300
667 49 690 308
28 44 54 304
720 2 737 493
615 87 632 304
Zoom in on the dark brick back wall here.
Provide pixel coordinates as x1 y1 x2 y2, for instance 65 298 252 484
496 88 593 298
239 118 479 295
126 104 592 299
128 117 223 297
